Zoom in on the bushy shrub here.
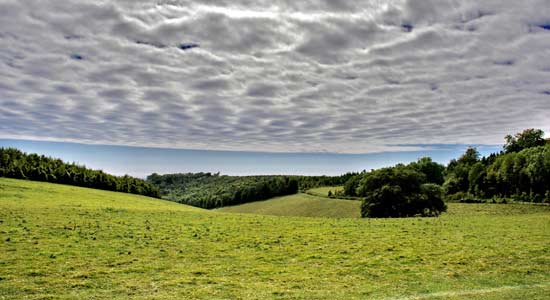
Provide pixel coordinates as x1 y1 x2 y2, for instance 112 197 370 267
358 165 446 218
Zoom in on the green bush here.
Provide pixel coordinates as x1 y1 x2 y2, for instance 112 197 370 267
358 165 446 218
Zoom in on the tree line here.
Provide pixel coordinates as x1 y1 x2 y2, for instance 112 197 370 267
3 128 547 216
293 173 358 190
0 148 160 198
444 129 550 203
343 129 550 218
147 173 298 209
146 172 357 209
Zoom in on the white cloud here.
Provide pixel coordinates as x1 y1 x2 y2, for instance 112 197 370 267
1 0 549 153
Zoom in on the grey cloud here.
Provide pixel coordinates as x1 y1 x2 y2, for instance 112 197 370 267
295 18 382 64
192 77 232 91
142 89 184 103
0 0 549 153
54 85 79 94
245 82 282 98
98 88 131 100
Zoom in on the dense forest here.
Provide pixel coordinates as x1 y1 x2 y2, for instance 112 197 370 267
146 172 357 209
147 173 298 208
0 148 160 198
294 173 358 190
343 129 550 217
443 129 550 203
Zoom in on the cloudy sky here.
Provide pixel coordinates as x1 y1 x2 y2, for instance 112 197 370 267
1 0 549 155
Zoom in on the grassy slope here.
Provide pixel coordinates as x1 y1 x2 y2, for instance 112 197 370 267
1 178 550 300
306 186 344 198
216 193 361 218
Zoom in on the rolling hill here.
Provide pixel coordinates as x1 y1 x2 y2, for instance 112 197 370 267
305 186 344 197
1 177 550 300
216 193 361 218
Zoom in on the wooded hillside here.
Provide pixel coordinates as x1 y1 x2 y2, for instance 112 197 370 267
0 148 160 198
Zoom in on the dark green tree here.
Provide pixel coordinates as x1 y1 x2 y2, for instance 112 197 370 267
358 165 446 218
457 147 480 165
443 147 480 197
468 162 486 197
409 157 445 185
504 128 546 153
343 175 361 196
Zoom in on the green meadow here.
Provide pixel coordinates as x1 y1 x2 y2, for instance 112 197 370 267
1 177 550 300
216 192 360 218
304 186 345 198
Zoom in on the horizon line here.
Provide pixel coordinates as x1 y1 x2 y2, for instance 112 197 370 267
0 137 503 157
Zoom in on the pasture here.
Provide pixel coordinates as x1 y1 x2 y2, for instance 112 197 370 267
216 193 360 218
305 186 345 198
1 178 550 299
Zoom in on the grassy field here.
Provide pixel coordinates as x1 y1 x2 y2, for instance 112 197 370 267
216 193 361 218
305 186 344 198
1 178 550 300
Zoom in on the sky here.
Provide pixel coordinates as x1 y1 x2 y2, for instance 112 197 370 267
0 0 549 174
0 139 501 177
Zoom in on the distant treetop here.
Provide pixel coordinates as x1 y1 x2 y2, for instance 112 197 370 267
504 128 546 153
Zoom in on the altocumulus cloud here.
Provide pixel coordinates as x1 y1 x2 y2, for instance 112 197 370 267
0 0 549 153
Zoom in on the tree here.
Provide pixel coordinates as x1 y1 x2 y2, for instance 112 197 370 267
419 184 447 216
443 147 480 197
409 157 445 185
442 173 461 196
468 162 486 197
362 185 404 218
358 165 446 218
504 129 545 153
343 175 360 196
457 147 480 166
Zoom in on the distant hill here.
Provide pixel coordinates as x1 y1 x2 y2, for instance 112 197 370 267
216 193 361 218
147 173 299 209
0 147 160 198
146 172 356 209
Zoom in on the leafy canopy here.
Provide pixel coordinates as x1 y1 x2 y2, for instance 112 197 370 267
504 128 546 153
357 165 446 218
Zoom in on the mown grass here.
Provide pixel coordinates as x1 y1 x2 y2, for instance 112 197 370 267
306 186 344 198
216 193 361 218
1 178 550 300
